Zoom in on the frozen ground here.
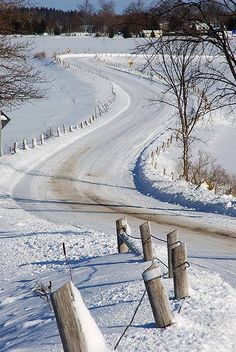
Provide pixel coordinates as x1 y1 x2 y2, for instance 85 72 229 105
0 36 235 351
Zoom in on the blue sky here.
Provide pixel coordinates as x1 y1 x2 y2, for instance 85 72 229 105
29 0 140 13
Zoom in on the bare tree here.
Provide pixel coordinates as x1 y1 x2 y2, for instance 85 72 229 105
96 0 116 35
98 0 115 13
150 0 236 108
0 37 44 110
77 0 94 31
141 38 214 180
0 1 44 110
122 0 149 37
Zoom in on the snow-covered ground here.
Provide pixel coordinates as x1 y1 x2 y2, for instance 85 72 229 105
0 36 236 351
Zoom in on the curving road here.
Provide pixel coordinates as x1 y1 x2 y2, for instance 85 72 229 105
12 58 236 287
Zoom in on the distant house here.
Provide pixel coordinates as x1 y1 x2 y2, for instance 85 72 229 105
142 30 163 38
192 21 209 33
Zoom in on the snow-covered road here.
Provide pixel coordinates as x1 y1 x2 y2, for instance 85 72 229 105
12 57 236 288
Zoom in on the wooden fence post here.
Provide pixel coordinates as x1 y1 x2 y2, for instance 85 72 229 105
116 217 129 253
142 262 173 328
69 126 74 132
51 282 87 352
139 221 153 261
23 138 28 150
32 138 37 148
172 243 189 299
167 230 179 278
51 281 107 352
57 127 61 137
63 124 67 133
13 142 18 153
40 134 44 145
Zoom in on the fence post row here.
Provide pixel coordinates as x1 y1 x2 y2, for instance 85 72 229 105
142 262 173 328
139 221 153 261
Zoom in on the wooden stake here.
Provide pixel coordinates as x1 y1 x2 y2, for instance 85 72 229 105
13 142 18 153
167 230 179 278
172 243 189 299
116 217 129 253
57 127 61 137
23 138 28 150
40 134 44 145
143 262 173 328
51 282 88 352
32 138 37 148
139 221 153 261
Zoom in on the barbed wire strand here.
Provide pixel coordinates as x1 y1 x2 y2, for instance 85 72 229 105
114 289 146 350
122 229 167 244
151 234 167 243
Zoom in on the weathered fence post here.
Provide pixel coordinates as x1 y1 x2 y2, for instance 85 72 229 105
139 221 153 261
69 125 74 132
22 138 28 150
63 124 67 133
116 217 129 253
57 127 61 137
167 230 179 278
32 138 37 148
13 142 18 153
172 243 189 299
80 122 84 129
40 134 44 145
51 281 107 352
142 262 173 328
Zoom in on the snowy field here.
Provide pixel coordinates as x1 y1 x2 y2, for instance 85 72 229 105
0 36 236 351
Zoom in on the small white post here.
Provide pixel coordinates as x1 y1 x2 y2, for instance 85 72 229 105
57 127 61 137
40 134 44 145
63 124 67 133
13 142 18 153
80 122 84 129
23 138 28 150
69 126 74 132
32 138 37 148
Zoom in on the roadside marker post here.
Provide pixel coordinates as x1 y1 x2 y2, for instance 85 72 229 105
0 111 11 157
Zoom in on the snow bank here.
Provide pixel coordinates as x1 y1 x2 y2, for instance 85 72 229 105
71 283 109 352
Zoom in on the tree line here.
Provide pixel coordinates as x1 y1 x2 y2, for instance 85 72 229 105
2 0 236 37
